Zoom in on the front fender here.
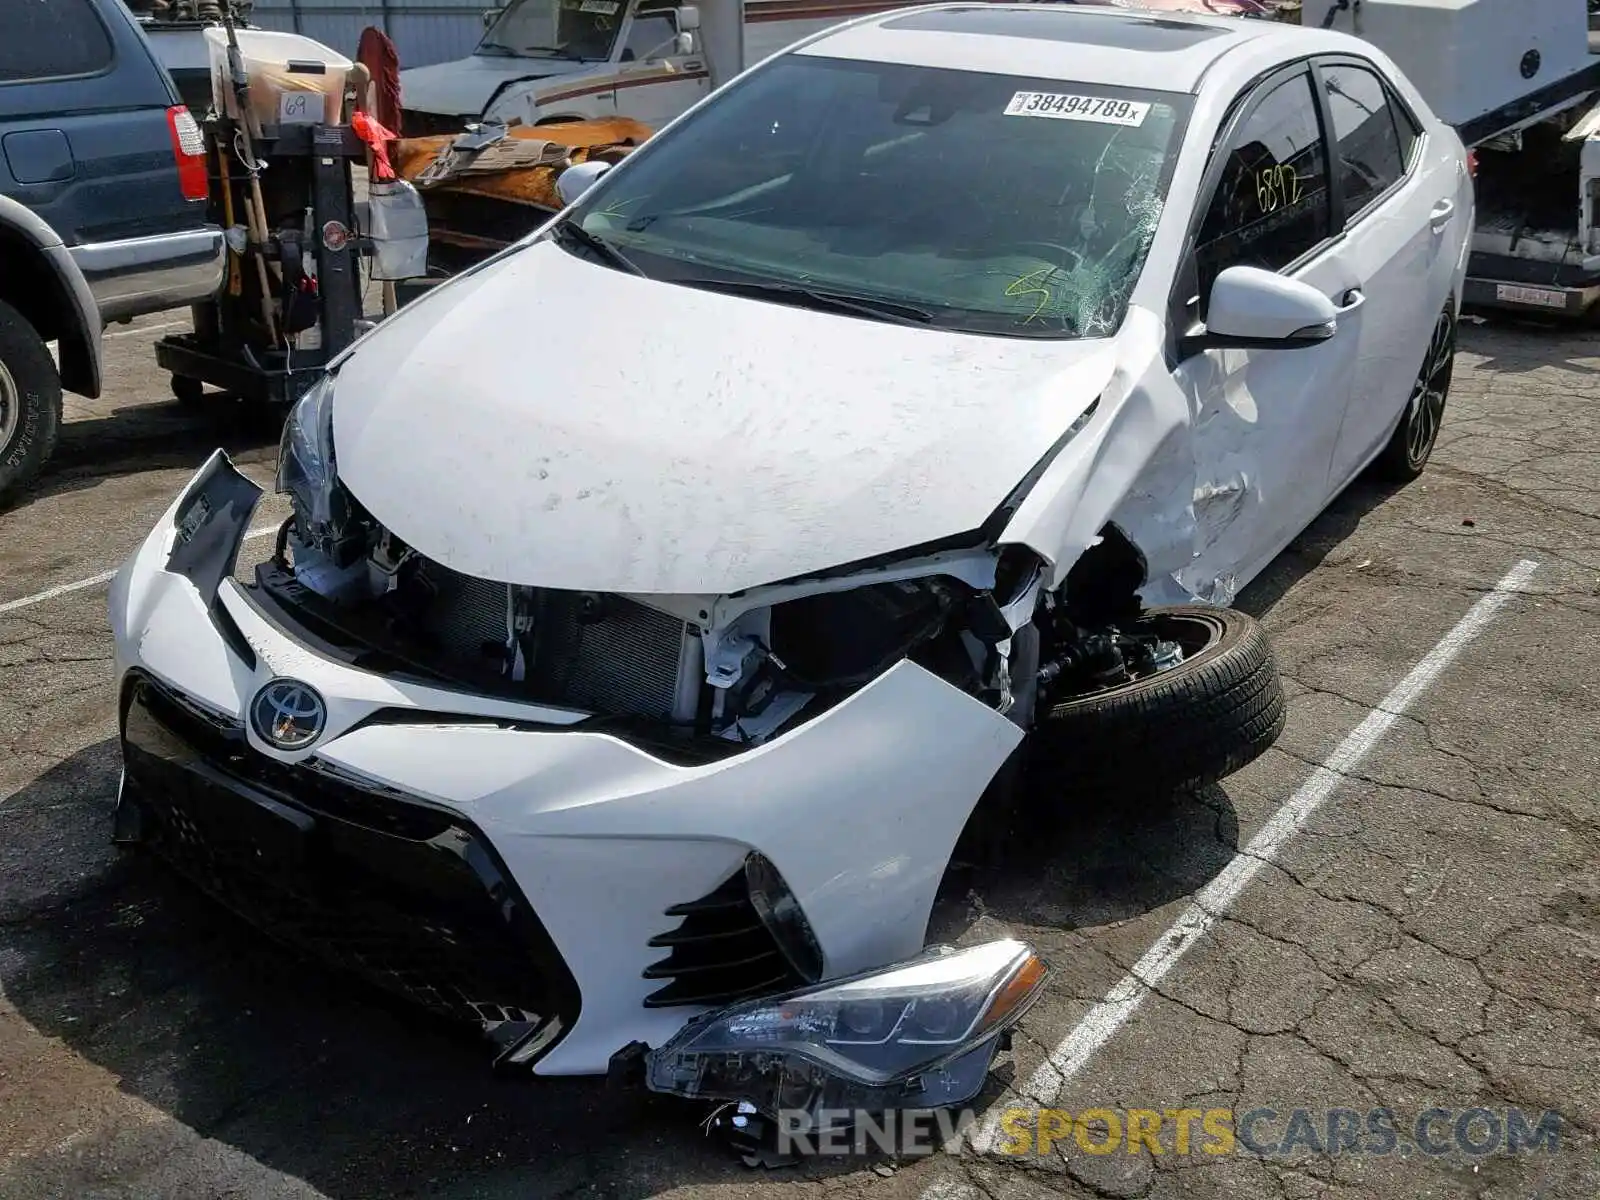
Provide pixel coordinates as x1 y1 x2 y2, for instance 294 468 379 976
998 307 1196 592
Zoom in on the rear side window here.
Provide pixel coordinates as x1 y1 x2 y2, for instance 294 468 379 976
1321 63 1411 218
0 0 114 84
1193 70 1332 296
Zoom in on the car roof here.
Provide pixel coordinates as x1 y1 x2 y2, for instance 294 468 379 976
795 3 1294 94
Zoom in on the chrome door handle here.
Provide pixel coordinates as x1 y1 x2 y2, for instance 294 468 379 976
1430 199 1455 232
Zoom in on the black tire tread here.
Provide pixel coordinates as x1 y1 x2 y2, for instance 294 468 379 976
0 297 63 502
1029 604 1286 796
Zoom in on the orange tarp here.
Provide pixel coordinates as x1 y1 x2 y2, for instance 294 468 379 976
394 118 655 211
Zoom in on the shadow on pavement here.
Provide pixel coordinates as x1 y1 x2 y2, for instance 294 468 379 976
1237 474 1404 619
1457 312 1600 376
934 779 1240 944
0 741 763 1198
0 727 1252 1196
2 399 283 517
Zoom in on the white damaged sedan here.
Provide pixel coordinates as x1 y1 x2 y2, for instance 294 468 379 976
109 3 1471 1122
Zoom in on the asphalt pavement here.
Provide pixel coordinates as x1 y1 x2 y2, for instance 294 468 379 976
0 309 1596 1199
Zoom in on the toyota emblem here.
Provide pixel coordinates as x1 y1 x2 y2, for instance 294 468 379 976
249 679 327 751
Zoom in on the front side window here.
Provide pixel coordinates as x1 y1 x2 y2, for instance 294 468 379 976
1193 70 1332 297
478 0 622 62
566 55 1194 339
622 4 678 60
0 0 113 83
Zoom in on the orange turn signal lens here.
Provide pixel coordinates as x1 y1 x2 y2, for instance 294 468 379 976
976 951 1049 1037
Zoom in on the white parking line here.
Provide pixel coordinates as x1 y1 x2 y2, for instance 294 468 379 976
0 523 279 616
945 556 1541 1165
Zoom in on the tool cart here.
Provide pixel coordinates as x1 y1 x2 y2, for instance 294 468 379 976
155 23 400 406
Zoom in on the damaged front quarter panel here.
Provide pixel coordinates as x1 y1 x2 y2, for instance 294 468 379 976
997 307 1199 598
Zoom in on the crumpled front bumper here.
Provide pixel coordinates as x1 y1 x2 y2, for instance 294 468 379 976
108 452 1025 1076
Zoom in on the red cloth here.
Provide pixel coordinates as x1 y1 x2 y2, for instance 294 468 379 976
355 26 404 136
351 111 398 180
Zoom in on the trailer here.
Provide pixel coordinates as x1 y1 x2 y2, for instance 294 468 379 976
1296 0 1600 318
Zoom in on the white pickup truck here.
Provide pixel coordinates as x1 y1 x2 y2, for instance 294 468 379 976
400 0 760 135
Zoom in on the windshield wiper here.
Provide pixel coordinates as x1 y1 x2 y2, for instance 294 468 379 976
549 218 644 276
676 278 934 326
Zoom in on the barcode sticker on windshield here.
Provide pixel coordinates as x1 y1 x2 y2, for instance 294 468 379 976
1005 92 1150 126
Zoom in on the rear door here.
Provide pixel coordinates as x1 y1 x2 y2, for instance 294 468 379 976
1312 55 1453 488
0 0 195 249
1169 63 1366 598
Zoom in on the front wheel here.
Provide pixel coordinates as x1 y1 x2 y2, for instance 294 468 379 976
1027 605 1286 798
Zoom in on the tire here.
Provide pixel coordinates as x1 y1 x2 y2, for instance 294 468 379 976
0 298 63 502
1372 303 1455 483
1028 605 1285 797
171 375 206 406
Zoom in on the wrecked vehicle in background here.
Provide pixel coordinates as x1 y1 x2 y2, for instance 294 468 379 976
397 0 1275 138
107 2 1470 1130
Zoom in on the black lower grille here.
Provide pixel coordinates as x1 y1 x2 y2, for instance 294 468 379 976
118 672 580 1062
643 871 804 1008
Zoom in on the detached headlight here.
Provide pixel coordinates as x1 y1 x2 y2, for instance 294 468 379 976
275 373 345 544
646 939 1047 1116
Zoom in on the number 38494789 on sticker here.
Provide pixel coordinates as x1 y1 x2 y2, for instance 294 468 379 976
1004 92 1151 126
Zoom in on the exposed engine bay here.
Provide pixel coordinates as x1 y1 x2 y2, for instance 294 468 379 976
261 460 1189 757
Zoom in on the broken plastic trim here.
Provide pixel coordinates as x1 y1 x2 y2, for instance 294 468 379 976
167 451 264 603
165 451 264 669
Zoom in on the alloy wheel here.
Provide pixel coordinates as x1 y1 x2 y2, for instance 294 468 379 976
1405 309 1455 468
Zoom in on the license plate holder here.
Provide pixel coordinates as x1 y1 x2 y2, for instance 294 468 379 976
1495 283 1568 310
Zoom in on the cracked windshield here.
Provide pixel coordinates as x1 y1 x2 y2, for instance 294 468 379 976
478 0 623 60
570 56 1192 338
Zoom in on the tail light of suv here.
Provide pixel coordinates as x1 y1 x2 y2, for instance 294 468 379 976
166 106 210 202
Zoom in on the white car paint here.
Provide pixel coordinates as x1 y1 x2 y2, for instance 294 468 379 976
330 240 1115 596
112 4 1471 1077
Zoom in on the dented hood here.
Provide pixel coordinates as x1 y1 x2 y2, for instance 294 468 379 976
331 241 1117 595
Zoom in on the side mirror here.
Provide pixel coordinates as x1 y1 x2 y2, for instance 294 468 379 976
1184 266 1339 356
556 159 613 206
676 4 701 30
673 30 695 54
